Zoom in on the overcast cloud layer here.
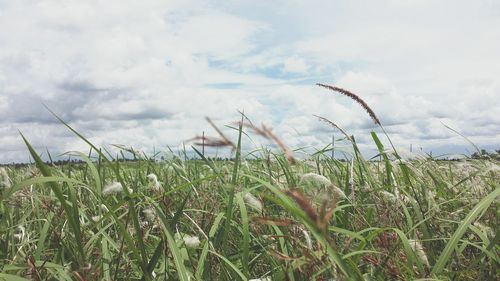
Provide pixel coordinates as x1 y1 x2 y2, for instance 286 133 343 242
1 0 499 163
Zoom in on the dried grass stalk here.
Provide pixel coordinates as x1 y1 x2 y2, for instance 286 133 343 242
190 136 234 148
313 115 353 142
252 216 296 226
262 124 296 164
285 188 338 233
193 115 295 164
240 122 296 164
285 188 318 223
205 117 235 147
190 117 236 150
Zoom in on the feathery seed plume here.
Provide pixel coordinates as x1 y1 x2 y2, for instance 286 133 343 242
300 172 332 187
183 235 201 248
380 191 398 204
331 184 347 200
14 225 26 241
147 173 161 191
244 192 263 213
302 228 313 250
0 167 11 189
102 182 131 195
408 239 430 267
473 222 494 238
91 215 102 223
143 208 156 222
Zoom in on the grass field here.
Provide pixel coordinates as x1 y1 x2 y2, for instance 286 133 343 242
0 123 498 280
0 86 498 280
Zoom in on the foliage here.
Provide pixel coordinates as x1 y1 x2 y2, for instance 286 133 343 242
0 126 498 280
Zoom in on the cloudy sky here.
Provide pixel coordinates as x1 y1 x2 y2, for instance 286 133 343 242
1 0 499 163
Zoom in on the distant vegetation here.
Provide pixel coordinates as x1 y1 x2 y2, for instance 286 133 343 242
471 149 500 160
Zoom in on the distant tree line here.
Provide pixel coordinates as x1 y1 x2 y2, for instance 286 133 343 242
471 149 500 160
1 149 498 168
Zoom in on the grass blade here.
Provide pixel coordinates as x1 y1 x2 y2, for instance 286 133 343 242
19 132 85 266
431 187 500 276
153 203 191 281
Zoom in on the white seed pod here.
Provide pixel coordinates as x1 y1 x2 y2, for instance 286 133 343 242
302 228 313 250
408 239 430 267
486 163 500 173
300 173 332 187
183 235 201 248
91 215 102 223
473 222 494 238
14 225 26 241
0 167 11 189
244 192 263 213
102 182 132 195
330 184 347 200
143 208 156 222
147 173 161 191
380 191 398 204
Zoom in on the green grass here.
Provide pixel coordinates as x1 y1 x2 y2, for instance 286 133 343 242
0 124 498 280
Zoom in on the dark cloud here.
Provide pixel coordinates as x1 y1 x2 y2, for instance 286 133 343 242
58 80 109 93
1 94 59 124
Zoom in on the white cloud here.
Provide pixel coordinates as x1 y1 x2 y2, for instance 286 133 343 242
0 95 8 111
0 0 499 163
170 13 263 57
283 56 309 73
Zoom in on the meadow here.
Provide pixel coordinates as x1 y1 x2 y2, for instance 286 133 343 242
0 85 498 280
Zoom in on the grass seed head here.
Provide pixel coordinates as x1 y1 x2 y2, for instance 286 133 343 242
239 121 296 164
0 167 11 189
473 222 494 238
84 215 103 226
102 182 131 195
330 184 347 200
244 192 263 213
14 225 26 241
408 239 430 267
286 188 318 223
379 191 398 204
314 115 353 142
147 173 161 191
182 235 201 248
317 83 381 125
300 172 332 187
301 228 313 250
143 208 156 222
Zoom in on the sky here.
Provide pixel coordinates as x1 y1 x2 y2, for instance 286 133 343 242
1 0 499 163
